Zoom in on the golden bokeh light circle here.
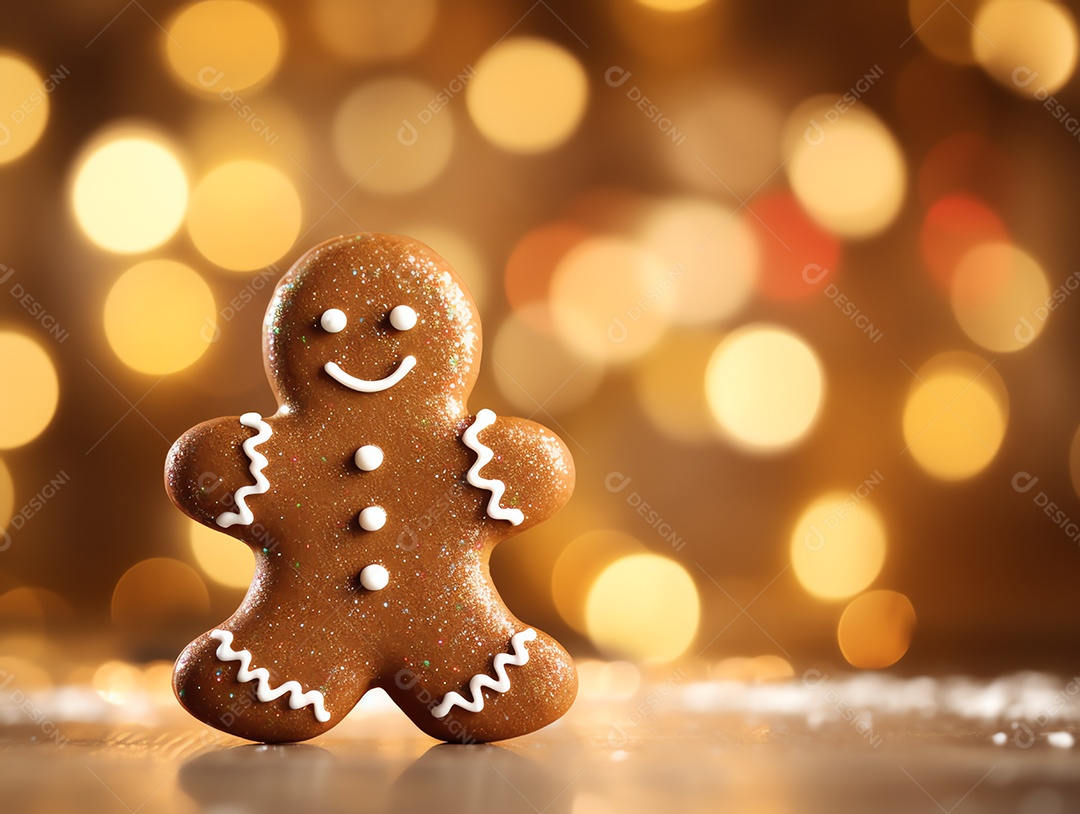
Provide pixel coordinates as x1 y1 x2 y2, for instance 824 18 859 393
0 589 44 631
838 590 917 669
110 557 210 629
466 37 588 154
790 493 887 601
950 242 1051 353
186 94 307 167
786 101 906 238
705 324 824 453
0 53 50 164
666 84 783 199
187 160 302 271
165 1 283 93
0 456 13 531
505 222 590 330
634 329 724 443
552 530 645 633
908 0 986 64
0 586 71 631
71 132 188 254
311 0 436 62
188 519 254 590
104 260 217 375
0 332 60 449
585 553 700 664
639 197 760 326
493 306 604 415
973 0 1078 95
550 237 675 363
902 351 1008 480
333 77 454 194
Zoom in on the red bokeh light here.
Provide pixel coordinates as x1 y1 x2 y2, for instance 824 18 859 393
919 194 1009 293
747 191 840 300
504 221 589 331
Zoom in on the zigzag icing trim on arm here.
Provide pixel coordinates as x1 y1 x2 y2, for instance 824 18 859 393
431 628 536 718
216 412 272 528
462 409 525 526
209 629 331 723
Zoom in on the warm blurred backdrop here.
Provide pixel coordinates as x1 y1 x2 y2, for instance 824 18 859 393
1 0 1080 709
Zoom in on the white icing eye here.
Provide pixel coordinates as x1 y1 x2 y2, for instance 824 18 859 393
320 308 347 333
359 564 390 591
358 505 387 531
389 304 417 331
354 444 383 471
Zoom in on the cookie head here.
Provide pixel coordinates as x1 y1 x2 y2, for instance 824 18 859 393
265 234 480 413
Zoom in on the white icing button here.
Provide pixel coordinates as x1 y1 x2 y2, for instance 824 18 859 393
355 444 384 471
389 304 417 331
359 564 390 591
358 505 387 531
320 308 348 333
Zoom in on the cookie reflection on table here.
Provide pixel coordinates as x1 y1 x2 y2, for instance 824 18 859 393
388 743 573 814
179 740 571 814
179 743 348 813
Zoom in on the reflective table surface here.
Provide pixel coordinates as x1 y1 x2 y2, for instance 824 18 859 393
3 672 1079 813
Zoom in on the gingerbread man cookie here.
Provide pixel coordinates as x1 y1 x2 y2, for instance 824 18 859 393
166 234 577 743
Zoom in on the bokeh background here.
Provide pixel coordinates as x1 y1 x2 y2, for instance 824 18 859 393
1 0 1080 708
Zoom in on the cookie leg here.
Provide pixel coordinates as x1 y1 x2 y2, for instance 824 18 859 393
384 628 577 744
174 622 371 743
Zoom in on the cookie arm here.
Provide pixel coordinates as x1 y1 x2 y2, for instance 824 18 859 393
465 412 575 533
165 414 273 534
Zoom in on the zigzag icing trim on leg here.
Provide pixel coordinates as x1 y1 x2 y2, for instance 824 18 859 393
216 412 272 528
209 629 331 722
462 409 525 526
431 628 536 718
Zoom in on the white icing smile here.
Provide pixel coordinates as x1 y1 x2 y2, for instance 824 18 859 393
321 304 417 392
324 356 416 392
